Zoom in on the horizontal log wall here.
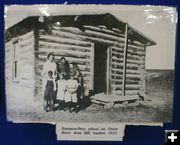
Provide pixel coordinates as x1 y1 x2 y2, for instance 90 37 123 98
138 46 146 96
35 26 146 97
35 29 94 98
14 31 34 82
5 31 35 100
125 44 145 95
110 43 145 96
5 41 13 79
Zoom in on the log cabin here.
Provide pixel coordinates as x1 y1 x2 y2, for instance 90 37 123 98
5 13 156 107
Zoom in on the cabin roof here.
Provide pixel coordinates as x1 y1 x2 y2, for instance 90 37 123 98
6 13 156 46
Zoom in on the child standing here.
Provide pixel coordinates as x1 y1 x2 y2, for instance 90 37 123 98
64 71 79 113
43 71 56 112
56 72 67 110
73 67 84 111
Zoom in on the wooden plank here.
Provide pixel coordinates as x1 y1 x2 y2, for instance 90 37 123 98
35 74 90 85
112 84 139 88
83 25 125 38
37 55 91 65
112 58 123 64
111 68 139 75
112 74 140 81
127 54 140 61
111 79 122 85
111 47 124 53
112 52 124 58
126 74 140 79
112 51 140 61
127 49 142 57
129 41 145 47
51 29 120 46
128 44 144 51
111 68 123 75
125 81 139 85
35 49 89 59
113 46 142 56
112 62 138 69
59 27 126 44
107 46 112 94
114 90 139 95
112 56 139 65
90 43 94 90
91 94 139 102
39 34 92 47
112 28 123 34
126 60 139 65
39 41 91 52
111 43 144 52
112 74 123 79
112 78 140 86
138 46 146 97
112 64 139 70
113 85 140 90
91 99 107 105
36 69 91 78
37 60 90 72
126 70 140 75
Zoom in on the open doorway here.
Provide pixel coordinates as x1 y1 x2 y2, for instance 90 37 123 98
93 43 108 94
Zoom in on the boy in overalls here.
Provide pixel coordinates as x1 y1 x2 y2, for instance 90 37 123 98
43 71 56 112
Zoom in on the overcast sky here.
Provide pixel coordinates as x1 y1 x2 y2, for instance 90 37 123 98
4 5 177 70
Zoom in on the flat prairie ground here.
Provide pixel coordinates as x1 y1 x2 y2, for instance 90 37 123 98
7 70 174 123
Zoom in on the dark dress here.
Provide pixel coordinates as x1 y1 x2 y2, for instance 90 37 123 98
72 68 84 110
56 62 70 79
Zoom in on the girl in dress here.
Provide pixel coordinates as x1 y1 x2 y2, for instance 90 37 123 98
41 53 57 78
56 57 70 80
64 71 79 113
56 72 67 110
72 64 84 111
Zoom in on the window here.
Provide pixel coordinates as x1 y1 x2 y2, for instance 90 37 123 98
12 40 19 79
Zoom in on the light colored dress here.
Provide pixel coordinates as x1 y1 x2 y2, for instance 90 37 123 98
57 79 66 101
41 61 57 78
65 79 78 103
41 61 57 91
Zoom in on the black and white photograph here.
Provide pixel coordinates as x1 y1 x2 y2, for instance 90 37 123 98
5 5 177 123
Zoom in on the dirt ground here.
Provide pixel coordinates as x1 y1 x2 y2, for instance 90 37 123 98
6 70 174 123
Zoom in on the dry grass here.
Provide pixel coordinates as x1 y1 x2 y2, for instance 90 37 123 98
7 70 174 123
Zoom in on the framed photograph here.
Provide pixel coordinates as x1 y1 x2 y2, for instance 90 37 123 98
5 5 177 124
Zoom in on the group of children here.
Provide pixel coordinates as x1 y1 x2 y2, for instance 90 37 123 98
43 66 83 113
